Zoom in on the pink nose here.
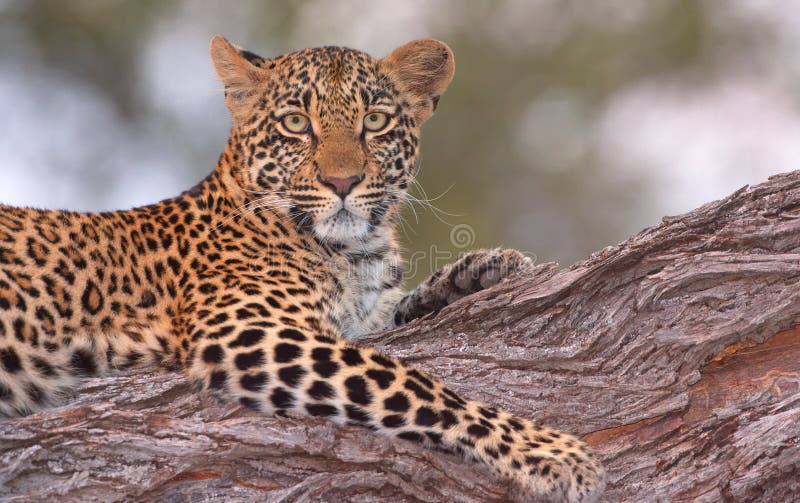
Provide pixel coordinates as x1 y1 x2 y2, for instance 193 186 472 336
318 175 364 198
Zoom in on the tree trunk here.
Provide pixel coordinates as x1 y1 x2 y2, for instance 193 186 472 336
2 171 800 502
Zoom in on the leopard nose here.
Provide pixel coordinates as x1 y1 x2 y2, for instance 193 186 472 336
318 174 364 199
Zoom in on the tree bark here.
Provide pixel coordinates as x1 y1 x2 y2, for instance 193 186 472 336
2 171 800 502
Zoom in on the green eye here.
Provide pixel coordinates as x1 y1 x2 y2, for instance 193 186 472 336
281 113 309 133
363 112 389 132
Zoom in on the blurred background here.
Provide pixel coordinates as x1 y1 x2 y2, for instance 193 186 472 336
1 0 799 283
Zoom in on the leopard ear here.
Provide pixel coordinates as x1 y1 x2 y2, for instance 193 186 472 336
380 39 455 123
210 35 271 122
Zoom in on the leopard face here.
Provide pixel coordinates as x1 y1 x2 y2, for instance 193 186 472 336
211 37 454 246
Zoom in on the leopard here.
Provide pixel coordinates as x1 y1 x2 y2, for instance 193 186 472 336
0 36 605 502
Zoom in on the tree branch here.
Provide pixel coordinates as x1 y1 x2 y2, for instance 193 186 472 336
3 171 800 502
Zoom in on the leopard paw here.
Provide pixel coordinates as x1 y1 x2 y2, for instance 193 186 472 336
495 419 606 503
445 248 533 302
394 248 533 325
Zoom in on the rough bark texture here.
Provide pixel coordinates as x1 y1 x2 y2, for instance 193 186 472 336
2 171 800 502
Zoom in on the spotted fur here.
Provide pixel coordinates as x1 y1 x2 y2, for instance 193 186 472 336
0 36 604 502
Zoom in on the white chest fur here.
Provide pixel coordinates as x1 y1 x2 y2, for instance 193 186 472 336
326 251 404 340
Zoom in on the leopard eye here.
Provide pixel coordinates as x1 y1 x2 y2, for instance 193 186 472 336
363 112 389 132
281 113 310 134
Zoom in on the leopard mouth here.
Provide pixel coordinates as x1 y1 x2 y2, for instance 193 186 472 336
332 208 350 219
323 207 363 229
313 207 370 244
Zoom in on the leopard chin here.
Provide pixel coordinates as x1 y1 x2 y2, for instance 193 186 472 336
313 209 371 245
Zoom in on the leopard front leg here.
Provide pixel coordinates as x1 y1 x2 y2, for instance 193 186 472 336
394 248 533 326
189 312 604 502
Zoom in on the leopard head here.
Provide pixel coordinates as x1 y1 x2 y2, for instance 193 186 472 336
210 36 454 245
